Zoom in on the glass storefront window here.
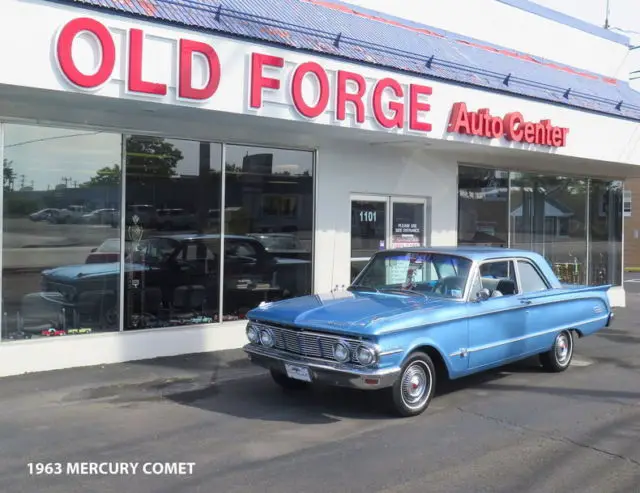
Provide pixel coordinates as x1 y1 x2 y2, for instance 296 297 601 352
458 165 623 287
458 166 509 247
510 174 588 285
123 136 222 329
223 145 313 320
2 124 122 341
589 179 623 286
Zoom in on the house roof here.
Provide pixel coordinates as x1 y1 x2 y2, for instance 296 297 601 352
47 0 640 122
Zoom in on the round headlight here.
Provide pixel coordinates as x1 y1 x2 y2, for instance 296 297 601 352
355 344 377 366
333 342 350 363
259 328 275 348
246 324 260 343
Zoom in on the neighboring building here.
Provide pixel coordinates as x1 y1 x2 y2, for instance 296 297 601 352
0 0 639 376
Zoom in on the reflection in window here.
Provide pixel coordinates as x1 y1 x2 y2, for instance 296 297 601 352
590 180 622 286
458 166 508 247
223 145 313 319
517 260 549 293
123 136 222 329
1 124 122 341
510 173 588 285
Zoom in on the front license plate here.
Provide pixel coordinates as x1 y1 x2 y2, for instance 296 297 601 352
284 363 312 382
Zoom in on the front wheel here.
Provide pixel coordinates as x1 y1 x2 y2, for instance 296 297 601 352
270 369 309 390
388 352 436 417
540 330 574 372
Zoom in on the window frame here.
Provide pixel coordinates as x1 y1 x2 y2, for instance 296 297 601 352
475 258 520 297
514 258 551 294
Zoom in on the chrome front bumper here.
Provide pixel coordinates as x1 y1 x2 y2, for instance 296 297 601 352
243 344 401 390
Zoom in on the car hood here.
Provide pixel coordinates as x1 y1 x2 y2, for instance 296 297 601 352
42 262 157 281
247 290 459 337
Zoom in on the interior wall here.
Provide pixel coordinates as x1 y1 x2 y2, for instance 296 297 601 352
314 142 458 292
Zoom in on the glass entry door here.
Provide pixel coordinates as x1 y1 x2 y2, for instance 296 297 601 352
350 195 430 282
350 196 388 281
390 198 428 249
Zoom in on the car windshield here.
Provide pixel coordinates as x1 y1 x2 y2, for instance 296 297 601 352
351 251 473 299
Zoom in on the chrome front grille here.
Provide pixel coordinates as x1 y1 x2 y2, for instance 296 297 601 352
254 323 361 363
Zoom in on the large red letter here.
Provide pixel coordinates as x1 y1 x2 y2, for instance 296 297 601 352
128 29 167 95
504 112 525 142
372 78 404 128
56 17 115 89
250 53 284 108
336 70 366 123
291 62 330 119
447 102 471 134
409 84 432 132
178 39 221 100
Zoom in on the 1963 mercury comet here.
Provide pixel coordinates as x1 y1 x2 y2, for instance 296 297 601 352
243 247 614 417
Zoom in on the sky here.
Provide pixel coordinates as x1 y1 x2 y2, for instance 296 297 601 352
532 0 640 87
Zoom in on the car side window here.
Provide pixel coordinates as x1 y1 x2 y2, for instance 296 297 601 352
478 260 518 297
517 260 549 293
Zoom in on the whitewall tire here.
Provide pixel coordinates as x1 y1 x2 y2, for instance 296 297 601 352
540 330 574 372
389 351 436 417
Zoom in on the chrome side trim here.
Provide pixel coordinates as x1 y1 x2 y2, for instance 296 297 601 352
379 348 404 356
379 294 611 335
448 314 609 357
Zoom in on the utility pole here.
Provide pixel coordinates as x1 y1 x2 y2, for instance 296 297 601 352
604 0 610 29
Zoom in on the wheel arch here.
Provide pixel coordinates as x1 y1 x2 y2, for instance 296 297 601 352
404 343 451 382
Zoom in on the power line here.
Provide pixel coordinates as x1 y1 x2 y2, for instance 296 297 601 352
4 131 103 149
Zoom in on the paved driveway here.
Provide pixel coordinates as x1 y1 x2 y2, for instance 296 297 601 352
0 297 639 493
624 271 640 293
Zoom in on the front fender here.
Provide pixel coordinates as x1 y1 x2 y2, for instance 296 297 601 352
379 337 455 379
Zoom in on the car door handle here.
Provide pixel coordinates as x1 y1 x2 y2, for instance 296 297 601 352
520 299 532 305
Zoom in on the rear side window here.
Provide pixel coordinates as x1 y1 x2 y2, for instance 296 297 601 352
517 260 548 293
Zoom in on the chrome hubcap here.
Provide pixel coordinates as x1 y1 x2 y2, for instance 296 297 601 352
400 362 431 409
556 333 571 364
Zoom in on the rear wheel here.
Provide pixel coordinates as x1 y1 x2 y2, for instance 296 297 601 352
270 369 309 390
388 351 436 417
540 330 574 372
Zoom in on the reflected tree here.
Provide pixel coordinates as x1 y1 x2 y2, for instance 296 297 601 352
3 159 15 192
125 136 183 180
85 164 121 187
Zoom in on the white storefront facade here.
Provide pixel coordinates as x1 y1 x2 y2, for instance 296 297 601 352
0 0 638 377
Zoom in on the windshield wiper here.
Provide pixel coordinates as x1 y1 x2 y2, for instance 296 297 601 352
347 285 379 293
378 288 427 297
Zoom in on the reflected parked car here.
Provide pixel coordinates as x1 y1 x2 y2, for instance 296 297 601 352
29 208 59 222
39 234 310 329
248 233 310 261
81 208 117 225
243 246 614 417
85 238 134 264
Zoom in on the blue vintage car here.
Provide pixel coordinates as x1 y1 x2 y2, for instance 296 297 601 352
243 247 614 417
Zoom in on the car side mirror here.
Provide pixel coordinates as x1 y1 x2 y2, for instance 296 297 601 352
90 247 97 253
475 288 491 302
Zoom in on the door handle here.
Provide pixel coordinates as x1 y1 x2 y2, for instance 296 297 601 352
520 299 532 305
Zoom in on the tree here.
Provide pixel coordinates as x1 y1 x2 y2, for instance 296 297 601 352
3 159 15 192
125 136 183 179
86 164 121 187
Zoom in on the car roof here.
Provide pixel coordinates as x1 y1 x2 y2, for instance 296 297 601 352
382 246 543 262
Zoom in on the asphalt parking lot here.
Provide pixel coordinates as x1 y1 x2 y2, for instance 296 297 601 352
0 296 638 493
624 271 640 293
